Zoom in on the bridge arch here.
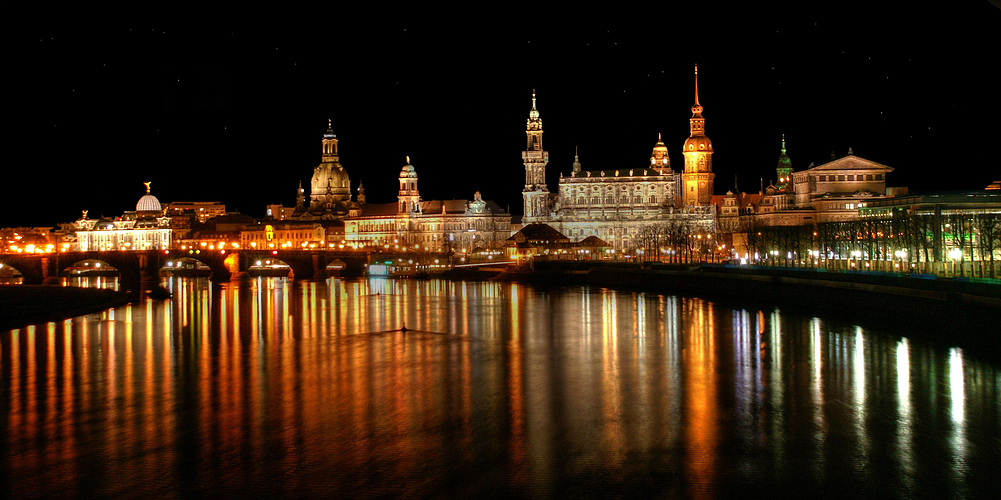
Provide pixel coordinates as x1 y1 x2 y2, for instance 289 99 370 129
166 249 233 282
0 260 26 284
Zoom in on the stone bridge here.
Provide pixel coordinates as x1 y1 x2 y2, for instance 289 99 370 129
0 249 371 292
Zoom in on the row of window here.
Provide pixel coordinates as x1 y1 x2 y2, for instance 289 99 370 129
572 196 659 205
816 174 883 182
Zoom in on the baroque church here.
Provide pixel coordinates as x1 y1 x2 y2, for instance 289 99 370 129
267 120 364 222
523 66 716 251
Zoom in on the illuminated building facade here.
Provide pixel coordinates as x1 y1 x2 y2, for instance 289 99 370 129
165 201 226 223
755 144 897 227
1 227 56 254
240 221 327 250
74 183 172 251
524 67 716 251
345 158 511 251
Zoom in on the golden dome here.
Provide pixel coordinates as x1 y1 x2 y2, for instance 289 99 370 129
683 136 713 152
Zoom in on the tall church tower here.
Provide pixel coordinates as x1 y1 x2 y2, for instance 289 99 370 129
522 90 549 222
682 65 715 207
398 156 421 214
775 134 793 191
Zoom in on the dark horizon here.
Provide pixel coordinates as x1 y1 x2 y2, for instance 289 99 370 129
6 5 1001 227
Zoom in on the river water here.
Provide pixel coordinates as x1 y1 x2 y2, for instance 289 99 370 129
1 277 999 498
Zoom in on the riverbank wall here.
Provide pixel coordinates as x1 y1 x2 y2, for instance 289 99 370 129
0 286 131 331
496 261 1000 330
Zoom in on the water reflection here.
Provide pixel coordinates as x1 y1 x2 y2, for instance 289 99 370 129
2 277 1000 497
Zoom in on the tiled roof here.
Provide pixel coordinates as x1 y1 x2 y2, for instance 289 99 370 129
358 203 400 217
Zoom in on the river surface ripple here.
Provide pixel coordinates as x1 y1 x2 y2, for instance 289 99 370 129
1 277 999 498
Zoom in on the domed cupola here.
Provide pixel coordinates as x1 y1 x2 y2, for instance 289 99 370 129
310 120 351 209
399 156 418 179
650 132 671 172
136 182 162 213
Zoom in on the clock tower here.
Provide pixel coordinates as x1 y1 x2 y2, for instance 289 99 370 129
681 65 715 207
522 90 550 222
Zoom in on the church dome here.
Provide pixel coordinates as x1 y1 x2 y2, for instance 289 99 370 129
312 164 350 189
683 136 713 152
400 157 418 178
137 194 161 212
136 182 161 212
650 133 670 168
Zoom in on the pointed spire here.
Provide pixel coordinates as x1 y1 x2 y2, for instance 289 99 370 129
406 155 411 164
572 146 581 173
691 64 703 118
528 89 541 123
658 132 662 142
694 64 700 106
781 133 787 154
847 147 854 156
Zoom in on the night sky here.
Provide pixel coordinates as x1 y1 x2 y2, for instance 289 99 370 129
6 4 1001 228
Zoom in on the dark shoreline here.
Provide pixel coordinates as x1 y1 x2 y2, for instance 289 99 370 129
0 285 131 331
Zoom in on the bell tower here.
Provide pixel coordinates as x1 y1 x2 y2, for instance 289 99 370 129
522 90 549 222
321 119 339 158
398 156 421 214
682 65 715 207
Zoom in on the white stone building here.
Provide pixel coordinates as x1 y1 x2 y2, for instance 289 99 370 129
74 183 172 251
344 158 511 252
521 67 716 251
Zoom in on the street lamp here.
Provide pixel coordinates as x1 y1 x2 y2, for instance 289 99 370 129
949 248 963 276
